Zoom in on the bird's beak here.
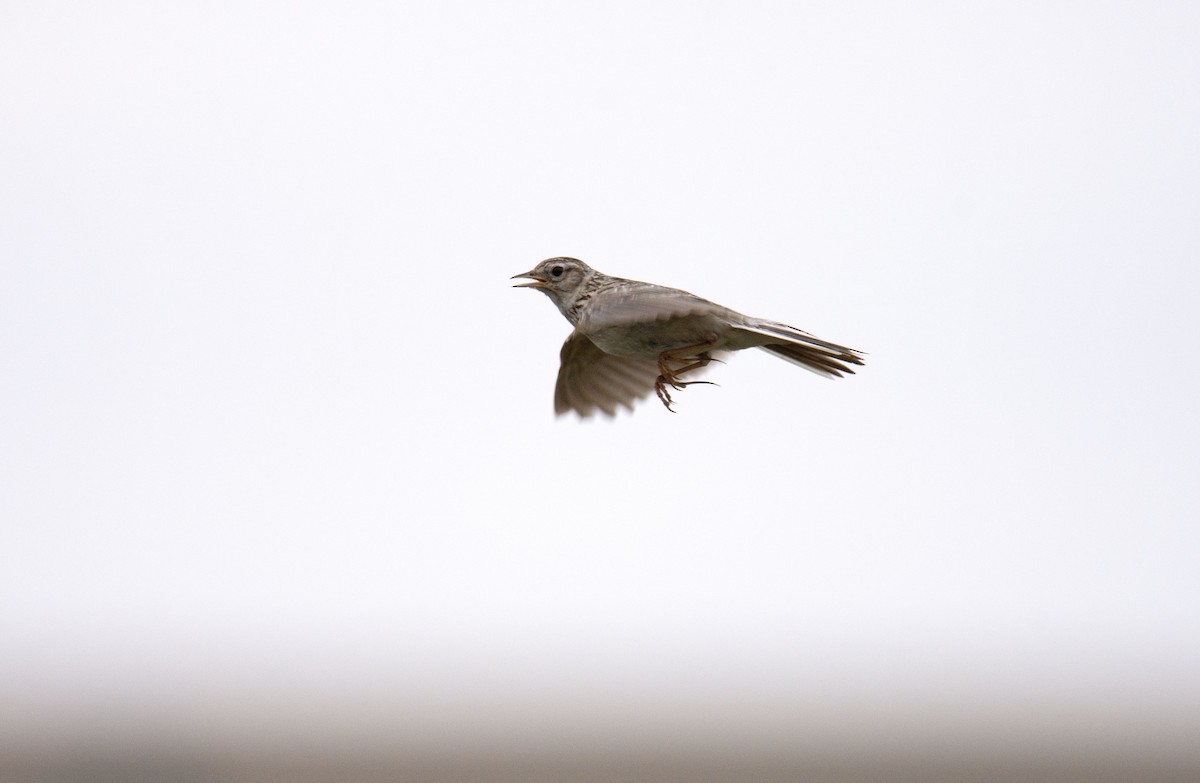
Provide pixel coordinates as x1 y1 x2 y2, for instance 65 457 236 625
511 271 547 288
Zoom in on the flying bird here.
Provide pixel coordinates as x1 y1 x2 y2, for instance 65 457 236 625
513 257 864 416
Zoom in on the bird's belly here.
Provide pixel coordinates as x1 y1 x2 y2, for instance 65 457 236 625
587 317 724 359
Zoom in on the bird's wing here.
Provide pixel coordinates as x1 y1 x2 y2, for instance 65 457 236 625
579 282 731 330
555 330 662 417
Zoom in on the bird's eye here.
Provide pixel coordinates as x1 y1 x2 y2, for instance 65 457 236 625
550 265 565 278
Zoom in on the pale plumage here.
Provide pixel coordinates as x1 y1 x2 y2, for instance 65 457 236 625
513 257 864 416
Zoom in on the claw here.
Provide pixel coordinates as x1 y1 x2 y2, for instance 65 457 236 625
670 379 716 390
654 377 677 412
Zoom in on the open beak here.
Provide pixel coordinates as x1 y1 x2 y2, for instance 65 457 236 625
511 271 547 288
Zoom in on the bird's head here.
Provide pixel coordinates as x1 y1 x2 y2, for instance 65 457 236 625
511 257 593 311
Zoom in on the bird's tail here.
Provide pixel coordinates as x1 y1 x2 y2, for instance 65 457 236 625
735 321 865 379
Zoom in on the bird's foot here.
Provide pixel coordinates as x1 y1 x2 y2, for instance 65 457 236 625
653 348 720 412
652 343 720 412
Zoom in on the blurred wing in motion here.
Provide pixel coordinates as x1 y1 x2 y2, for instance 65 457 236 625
555 331 662 417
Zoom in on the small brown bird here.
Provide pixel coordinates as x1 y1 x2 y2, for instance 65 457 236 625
513 257 864 417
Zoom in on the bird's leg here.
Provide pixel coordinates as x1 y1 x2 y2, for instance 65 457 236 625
654 337 718 411
658 338 718 387
667 352 717 383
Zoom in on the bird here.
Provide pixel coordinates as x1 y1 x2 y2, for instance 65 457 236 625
512 257 865 417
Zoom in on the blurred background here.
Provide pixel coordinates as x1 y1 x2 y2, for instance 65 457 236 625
2 1 1198 781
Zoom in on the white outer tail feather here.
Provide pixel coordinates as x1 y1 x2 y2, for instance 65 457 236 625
733 321 864 379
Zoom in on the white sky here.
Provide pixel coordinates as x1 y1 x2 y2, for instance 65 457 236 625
2 0 1198 770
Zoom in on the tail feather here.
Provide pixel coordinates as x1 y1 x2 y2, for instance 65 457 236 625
735 321 865 379
759 343 860 378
